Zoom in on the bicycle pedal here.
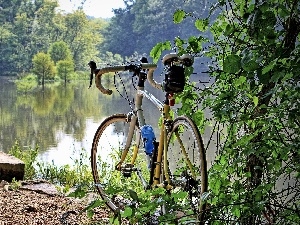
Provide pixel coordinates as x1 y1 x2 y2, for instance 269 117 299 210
121 164 136 178
123 171 132 178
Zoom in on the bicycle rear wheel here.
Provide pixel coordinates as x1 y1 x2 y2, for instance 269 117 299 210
91 114 147 213
165 116 208 222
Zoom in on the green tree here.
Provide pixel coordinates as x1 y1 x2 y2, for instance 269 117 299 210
63 10 103 70
56 59 75 84
0 0 23 23
48 41 72 64
13 12 35 72
101 2 136 57
0 24 16 75
0 0 53 75
0 0 106 76
32 52 55 87
31 0 59 52
152 0 300 224
101 0 205 56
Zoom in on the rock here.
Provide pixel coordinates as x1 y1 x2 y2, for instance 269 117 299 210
20 180 59 196
0 180 9 191
0 151 25 182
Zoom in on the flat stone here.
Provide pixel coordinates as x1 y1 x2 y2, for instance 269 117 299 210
0 151 25 182
20 180 59 196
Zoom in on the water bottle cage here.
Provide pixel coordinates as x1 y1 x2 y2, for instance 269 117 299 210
163 65 185 93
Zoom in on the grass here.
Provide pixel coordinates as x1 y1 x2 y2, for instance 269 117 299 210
8 141 195 224
9 141 39 180
8 141 94 193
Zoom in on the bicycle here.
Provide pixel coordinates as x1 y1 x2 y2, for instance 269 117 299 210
88 53 208 224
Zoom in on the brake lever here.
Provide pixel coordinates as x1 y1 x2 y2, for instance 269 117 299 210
88 61 97 89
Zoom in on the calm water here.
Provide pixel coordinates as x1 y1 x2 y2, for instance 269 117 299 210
0 76 216 167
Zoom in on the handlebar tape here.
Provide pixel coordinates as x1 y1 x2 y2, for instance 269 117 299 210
94 64 158 95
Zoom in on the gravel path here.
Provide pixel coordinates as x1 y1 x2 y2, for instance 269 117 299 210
0 188 111 225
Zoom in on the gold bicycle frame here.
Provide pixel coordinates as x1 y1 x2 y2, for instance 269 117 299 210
116 82 165 182
116 83 196 189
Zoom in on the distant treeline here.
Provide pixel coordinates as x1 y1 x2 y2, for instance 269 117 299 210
0 0 210 76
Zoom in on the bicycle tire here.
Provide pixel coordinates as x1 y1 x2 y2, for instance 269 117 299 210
91 113 145 213
165 116 208 222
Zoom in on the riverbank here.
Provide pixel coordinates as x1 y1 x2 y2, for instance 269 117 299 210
0 180 111 225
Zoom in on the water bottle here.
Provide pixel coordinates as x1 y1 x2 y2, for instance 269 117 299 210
141 125 156 156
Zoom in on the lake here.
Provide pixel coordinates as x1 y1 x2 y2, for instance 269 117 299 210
0 76 217 167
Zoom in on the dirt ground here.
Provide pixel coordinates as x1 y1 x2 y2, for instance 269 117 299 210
0 183 112 225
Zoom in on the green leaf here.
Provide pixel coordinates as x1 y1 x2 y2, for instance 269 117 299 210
253 96 258 106
188 36 202 52
223 54 241 73
220 155 227 165
195 18 209 32
192 110 204 127
278 5 290 17
245 172 252 178
173 10 186 24
150 41 171 63
233 206 241 217
262 11 277 27
174 36 185 51
67 186 86 198
84 199 103 211
224 24 235 36
129 189 139 202
262 60 276 74
212 179 221 195
122 207 133 217
87 210 94 219
241 49 259 72
83 199 104 219
234 76 247 87
110 214 121 225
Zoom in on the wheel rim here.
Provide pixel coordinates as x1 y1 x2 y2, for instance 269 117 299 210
91 114 147 212
166 117 207 219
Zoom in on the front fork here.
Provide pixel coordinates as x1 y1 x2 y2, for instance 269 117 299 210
115 113 139 171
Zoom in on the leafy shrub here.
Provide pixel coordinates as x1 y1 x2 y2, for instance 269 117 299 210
9 140 39 179
14 74 38 93
36 150 94 193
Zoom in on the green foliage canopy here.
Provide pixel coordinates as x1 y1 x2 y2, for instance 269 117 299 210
0 0 107 76
152 0 300 224
101 0 207 57
32 52 56 84
48 41 72 64
56 59 75 82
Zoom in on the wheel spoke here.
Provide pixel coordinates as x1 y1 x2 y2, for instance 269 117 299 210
166 116 208 220
91 114 147 213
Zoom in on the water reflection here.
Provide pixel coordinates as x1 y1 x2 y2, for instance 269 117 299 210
0 77 216 167
0 78 135 165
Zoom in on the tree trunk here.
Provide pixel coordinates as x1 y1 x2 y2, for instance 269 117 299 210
244 14 300 225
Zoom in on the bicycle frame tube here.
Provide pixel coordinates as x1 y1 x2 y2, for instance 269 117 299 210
117 85 164 168
137 89 164 111
136 86 174 186
137 89 197 185
117 74 173 187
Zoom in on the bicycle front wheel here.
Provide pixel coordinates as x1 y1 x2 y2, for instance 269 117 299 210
91 114 147 213
165 116 208 222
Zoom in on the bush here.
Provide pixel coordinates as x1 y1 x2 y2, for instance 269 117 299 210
9 141 39 180
36 150 94 193
14 74 38 93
